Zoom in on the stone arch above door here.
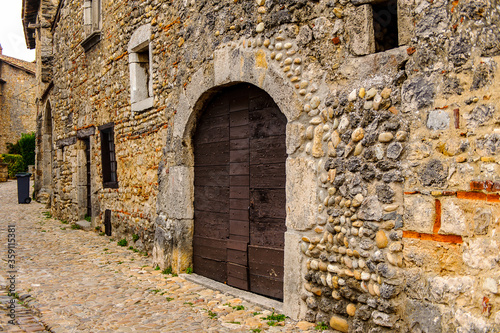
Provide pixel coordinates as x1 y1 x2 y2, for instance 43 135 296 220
154 43 318 319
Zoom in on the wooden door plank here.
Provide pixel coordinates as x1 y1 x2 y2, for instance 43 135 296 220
230 220 249 236
230 149 249 163
230 110 249 127
230 186 249 199
230 162 249 175
249 163 285 188
230 175 249 186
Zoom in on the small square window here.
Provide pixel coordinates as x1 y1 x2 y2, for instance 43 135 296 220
348 0 411 56
99 124 118 188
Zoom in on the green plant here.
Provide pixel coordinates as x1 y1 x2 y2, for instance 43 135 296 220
229 321 240 324
315 322 329 330
71 224 82 230
150 289 161 294
84 215 91 222
99 232 105 236
61 220 68 224
1 154 23 178
166 297 174 302
207 310 217 319
172 273 178 277
60 227 66 230
41 230 46 232
117 261 123 264
250 329 261 333
186 267 193 274
6 132 35 171
184 302 193 306
162 266 173 275
253 312 261 316
132 234 139 242
224 303 245 311
265 312 286 326
117 239 128 247
42 211 52 219
154 265 160 271
103 248 108 251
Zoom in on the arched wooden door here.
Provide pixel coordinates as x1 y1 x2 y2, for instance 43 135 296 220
193 83 287 300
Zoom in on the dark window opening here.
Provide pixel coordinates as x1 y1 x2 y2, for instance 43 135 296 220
99 124 118 188
138 48 150 98
373 0 398 52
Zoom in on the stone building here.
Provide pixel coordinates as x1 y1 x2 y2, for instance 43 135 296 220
24 0 500 331
0 45 36 155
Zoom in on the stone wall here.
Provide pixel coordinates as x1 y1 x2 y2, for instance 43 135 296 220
33 0 500 330
0 163 8 182
0 59 37 154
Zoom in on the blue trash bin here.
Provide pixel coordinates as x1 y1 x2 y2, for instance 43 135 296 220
15 173 32 204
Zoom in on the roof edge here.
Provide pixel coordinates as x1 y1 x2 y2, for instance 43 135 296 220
22 0 41 50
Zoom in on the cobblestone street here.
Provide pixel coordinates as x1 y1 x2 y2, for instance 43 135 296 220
0 180 318 333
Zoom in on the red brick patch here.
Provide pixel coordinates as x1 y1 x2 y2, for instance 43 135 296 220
487 194 500 203
433 199 441 234
469 180 500 193
407 47 416 55
403 231 463 244
470 181 485 191
457 191 487 200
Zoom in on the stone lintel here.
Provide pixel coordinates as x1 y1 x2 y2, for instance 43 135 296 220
56 136 76 148
77 126 95 138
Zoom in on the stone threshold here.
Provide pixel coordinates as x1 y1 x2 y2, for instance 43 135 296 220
181 273 284 313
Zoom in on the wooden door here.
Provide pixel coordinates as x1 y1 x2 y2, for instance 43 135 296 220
193 84 286 300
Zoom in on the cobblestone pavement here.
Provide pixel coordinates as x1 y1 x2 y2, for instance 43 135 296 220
0 180 322 333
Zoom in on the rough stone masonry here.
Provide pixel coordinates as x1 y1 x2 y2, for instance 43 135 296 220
24 0 500 331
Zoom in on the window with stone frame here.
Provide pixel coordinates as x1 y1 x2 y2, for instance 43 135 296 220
348 0 413 56
128 24 154 112
84 0 101 35
99 123 118 189
81 0 102 51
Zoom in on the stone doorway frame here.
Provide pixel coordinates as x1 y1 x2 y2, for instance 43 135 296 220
36 100 54 205
154 45 318 319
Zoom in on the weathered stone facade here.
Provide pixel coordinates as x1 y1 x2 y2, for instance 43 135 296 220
0 47 36 155
25 0 500 331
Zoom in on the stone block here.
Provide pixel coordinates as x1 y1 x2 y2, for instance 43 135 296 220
398 0 415 46
462 237 500 270
75 220 92 230
0 163 8 182
405 299 442 333
357 196 383 221
128 24 151 52
158 166 194 220
286 122 305 155
439 198 493 236
283 231 306 320
286 157 317 231
346 4 375 56
427 110 450 130
403 195 435 233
